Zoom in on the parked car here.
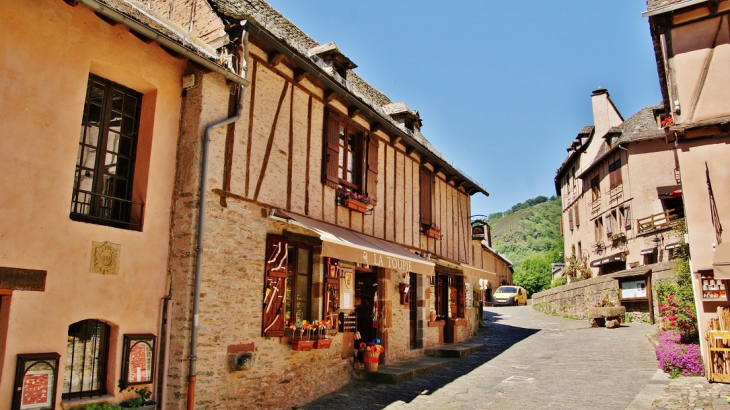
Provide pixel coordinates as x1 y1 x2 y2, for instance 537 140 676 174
492 286 527 306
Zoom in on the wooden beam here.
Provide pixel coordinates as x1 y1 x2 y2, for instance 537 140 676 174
370 122 381 133
0 267 47 292
348 106 360 119
405 145 416 155
294 69 309 83
268 51 286 66
421 157 431 166
390 135 401 145
130 30 154 44
323 90 336 103
94 11 119 26
432 164 442 174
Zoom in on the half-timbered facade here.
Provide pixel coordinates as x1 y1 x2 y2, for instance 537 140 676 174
645 0 730 377
157 1 489 408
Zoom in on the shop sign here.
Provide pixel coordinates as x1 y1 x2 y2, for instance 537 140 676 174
362 251 413 272
472 223 486 240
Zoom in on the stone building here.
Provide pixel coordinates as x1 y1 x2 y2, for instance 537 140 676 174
644 0 730 378
149 1 490 409
0 0 244 408
555 89 683 278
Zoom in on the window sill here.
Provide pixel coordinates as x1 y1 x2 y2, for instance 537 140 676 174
61 395 116 410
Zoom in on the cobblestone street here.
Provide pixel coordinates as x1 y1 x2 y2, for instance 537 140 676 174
303 306 664 409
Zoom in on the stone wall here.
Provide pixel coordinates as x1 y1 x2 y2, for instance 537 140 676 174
532 262 675 321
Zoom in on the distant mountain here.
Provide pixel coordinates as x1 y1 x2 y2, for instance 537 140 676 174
487 196 563 269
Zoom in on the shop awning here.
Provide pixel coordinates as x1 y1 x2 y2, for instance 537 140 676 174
665 243 681 250
640 247 657 255
714 242 730 279
657 185 682 199
275 210 434 276
590 252 625 267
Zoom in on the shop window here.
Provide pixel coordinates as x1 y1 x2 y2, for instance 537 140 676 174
435 274 464 319
608 158 622 189
419 167 434 227
323 110 378 201
70 74 144 230
285 245 313 325
63 319 110 399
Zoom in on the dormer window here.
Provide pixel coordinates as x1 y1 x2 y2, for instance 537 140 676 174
383 102 422 132
308 42 357 80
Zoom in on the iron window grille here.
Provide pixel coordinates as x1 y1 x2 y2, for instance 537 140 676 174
63 319 110 399
70 74 144 230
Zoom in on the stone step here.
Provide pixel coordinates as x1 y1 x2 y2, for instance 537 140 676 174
352 356 454 384
424 343 484 358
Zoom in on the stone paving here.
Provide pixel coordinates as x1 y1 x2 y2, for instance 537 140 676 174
303 306 660 409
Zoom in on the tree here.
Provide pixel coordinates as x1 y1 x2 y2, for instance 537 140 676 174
513 253 552 297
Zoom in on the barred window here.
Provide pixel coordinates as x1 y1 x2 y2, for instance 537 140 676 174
63 319 110 399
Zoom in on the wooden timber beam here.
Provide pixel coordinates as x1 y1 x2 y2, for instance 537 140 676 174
348 106 360 119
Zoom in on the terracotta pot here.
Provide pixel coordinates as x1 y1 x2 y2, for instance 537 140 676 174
290 340 315 351
343 198 368 213
314 338 332 349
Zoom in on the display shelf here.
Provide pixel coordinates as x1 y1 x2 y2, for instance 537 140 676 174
707 330 730 382
702 279 729 301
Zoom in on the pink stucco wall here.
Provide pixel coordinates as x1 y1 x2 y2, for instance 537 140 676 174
0 0 184 406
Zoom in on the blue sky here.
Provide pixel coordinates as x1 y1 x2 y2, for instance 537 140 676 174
265 0 662 216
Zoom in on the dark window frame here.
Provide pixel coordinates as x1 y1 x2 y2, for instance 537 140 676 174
70 74 144 230
608 158 622 189
324 110 368 193
119 334 156 390
419 167 434 227
63 319 110 400
285 243 314 325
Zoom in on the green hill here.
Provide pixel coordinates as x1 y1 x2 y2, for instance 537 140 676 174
483 196 564 296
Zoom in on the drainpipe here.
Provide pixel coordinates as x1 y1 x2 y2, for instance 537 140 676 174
187 25 248 410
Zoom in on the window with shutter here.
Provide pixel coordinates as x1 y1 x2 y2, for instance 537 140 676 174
322 110 373 195
574 205 580 227
262 234 289 337
419 167 434 226
608 159 622 189
605 213 613 236
624 205 632 229
568 208 574 231
591 176 601 201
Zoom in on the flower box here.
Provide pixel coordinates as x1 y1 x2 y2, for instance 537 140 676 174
343 198 368 213
424 228 441 239
313 338 332 349
290 339 315 351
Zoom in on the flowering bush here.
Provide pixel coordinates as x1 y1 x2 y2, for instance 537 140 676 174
429 224 441 232
342 191 374 205
359 339 385 354
654 330 704 378
594 297 614 307
658 294 698 342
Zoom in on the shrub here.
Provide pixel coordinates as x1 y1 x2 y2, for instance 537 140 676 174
655 330 704 378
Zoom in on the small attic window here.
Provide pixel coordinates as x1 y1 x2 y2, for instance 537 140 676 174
308 42 357 80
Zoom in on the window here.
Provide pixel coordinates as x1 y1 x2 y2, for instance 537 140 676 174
119 334 156 389
323 110 378 200
608 159 622 189
285 244 312 324
419 167 434 227
605 213 613 236
63 319 110 399
622 205 632 230
574 205 580 227
70 75 143 229
577 241 582 263
591 176 601 201
568 207 574 231
594 218 603 243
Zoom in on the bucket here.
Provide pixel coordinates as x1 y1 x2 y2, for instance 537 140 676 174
363 351 379 372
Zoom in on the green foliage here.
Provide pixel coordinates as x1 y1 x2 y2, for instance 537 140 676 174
513 253 551 296
551 276 567 288
490 196 563 268
122 387 153 409
563 254 591 281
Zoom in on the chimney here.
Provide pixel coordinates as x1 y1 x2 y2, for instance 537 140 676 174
591 87 623 137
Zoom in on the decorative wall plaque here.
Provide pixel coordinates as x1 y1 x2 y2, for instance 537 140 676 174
90 241 120 275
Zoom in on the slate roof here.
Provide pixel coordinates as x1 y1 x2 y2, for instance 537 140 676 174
205 0 487 194
577 104 664 177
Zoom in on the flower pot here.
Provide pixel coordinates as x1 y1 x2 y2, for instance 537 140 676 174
429 312 436 322
363 351 379 372
314 338 332 349
290 340 315 351
424 228 440 239
343 198 368 213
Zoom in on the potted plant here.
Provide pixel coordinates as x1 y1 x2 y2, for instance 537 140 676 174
423 224 441 239
313 319 335 349
289 321 315 351
340 192 373 213
121 387 156 410
358 340 385 372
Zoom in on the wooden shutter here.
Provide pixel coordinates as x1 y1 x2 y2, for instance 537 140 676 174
365 135 379 202
419 168 433 226
568 208 573 230
624 206 632 229
574 205 580 226
614 159 622 187
605 214 613 235
457 277 466 318
323 112 340 189
262 234 288 337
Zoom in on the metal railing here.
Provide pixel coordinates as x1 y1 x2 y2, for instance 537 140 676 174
70 189 144 230
637 208 684 233
590 198 601 216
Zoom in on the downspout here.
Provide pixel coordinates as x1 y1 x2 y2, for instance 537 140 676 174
186 25 248 410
